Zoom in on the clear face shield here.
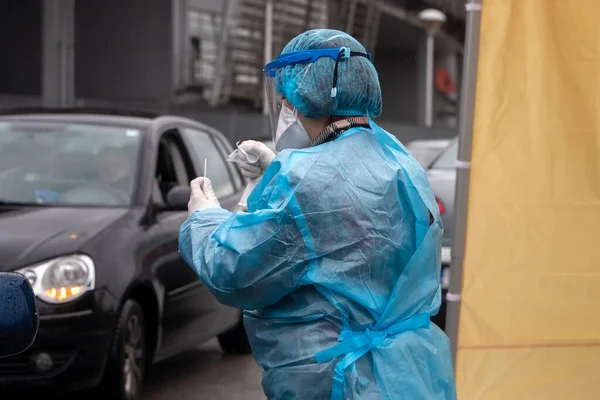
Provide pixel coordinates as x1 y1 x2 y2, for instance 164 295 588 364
263 48 372 146
263 72 283 146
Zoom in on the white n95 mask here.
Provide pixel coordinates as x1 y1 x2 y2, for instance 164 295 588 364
275 105 310 151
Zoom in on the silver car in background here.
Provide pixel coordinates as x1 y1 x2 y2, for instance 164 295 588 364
405 137 457 331
406 139 451 168
425 138 458 290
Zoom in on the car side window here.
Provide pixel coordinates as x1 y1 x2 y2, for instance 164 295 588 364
155 131 193 203
430 140 458 169
213 134 243 189
181 127 235 198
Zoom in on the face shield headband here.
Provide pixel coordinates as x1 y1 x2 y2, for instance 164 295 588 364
264 47 372 98
262 48 372 143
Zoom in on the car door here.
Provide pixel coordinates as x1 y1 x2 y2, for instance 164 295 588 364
152 129 236 358
179 125 243 212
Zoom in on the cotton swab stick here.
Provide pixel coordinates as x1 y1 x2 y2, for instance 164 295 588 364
204 158 208 178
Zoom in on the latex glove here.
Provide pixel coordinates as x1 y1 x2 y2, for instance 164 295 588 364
232 140 276 180
188 177 221 216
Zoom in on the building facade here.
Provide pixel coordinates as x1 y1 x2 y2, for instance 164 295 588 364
0 0 463 142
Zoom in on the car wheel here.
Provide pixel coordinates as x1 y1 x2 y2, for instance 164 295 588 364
102 299 146 400
218 315 252 355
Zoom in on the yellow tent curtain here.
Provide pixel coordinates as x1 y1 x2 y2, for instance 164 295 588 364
456 0 600 398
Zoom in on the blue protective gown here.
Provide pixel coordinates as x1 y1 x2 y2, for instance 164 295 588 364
179 120 457 400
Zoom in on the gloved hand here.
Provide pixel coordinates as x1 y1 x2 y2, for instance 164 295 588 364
234 140 276 180
188 177 221 216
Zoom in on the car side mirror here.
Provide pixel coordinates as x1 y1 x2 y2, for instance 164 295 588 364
166 185 191 210
0 272 38 358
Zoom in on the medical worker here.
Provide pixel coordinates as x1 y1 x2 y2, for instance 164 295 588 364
179 29 456 399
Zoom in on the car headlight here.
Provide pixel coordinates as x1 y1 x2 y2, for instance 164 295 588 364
16 254 95 303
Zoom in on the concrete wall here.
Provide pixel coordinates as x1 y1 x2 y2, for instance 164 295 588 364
74 0 174 109
373 11 461 129
376 51 420 125
0 0 42 97
189 0 222 12
0 0 458 144
373 13 424 126
375 46 460 129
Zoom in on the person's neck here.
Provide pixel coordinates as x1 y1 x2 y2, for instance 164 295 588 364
299 116 347 139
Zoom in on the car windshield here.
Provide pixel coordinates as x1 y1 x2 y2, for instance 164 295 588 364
0 121 142 207
430 139 458 169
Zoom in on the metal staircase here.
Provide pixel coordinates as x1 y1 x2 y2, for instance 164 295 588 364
188 7 223 91
328 0 381 55
190 0 382 109
208 0 329 108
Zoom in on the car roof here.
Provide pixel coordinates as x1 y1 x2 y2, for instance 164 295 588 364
0 106 229 147
0 107 156 127
0 106 160 117
0 107 205 130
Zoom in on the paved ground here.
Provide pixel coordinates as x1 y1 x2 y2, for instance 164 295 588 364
142 339 265 400
21 339 265 400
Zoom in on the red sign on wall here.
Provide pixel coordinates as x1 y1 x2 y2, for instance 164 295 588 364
435 68 457 94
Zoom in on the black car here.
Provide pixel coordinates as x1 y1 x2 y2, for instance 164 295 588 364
0 108 250 398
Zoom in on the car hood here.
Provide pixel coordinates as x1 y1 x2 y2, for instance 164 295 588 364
0 206 128 271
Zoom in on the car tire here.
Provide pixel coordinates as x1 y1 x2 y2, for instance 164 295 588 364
218 315 252 355
101 299 147 400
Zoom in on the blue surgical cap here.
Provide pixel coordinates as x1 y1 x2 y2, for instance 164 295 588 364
275 29 382 119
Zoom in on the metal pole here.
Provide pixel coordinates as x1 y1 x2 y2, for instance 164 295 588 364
304 0 315 31
42 0 65 108
345 0 358 35
262 0 274 115
368 4 382 59
362 0 377 48
445 51 459 128
445 0 482 368
424 30 435 127
209 0 238 108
